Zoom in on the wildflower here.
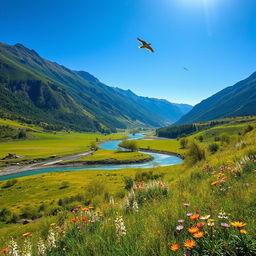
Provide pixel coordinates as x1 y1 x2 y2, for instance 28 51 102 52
211 181 218 186
115 216 126 237
183 203 190 207
22 232 32 238
0 248 9 254
188 227 199 233
37 238 46 256
230 222 247 228
186 213 193 217
193 232 204 239
176 225 184 231
82 217 88 222
240 229 248 234
221 223 230 228
109 196 115 206
132 200 139 212
184 240 196 249
207 219 215 227
170 243 179 251
88 206 94 210
197 222 205 228
82 207 89 212
77 204 82 208
23 239 32 256
190 214 199 221
218 210 228 219
90 219 96 223
200 215 210 220
178 219 184 223
71 218 78 223
50 223 56 227
8 239 19 256
47 229 57 248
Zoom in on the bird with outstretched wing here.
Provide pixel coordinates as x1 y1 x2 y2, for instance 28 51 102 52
137 38 154 53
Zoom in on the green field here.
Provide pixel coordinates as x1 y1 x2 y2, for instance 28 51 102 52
137 139 184 154
0 119 256 255
62 149 152 164
0 131 127 167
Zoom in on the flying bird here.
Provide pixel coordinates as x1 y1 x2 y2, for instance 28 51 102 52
183 67 189 71
137 38 154 53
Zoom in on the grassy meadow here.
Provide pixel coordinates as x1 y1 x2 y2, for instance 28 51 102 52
0 118 256 255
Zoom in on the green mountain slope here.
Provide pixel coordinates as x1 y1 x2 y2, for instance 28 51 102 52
0 42 191 131
175 72 256 125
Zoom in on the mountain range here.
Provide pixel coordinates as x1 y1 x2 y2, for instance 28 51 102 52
174 72 256 125
0 42 192 132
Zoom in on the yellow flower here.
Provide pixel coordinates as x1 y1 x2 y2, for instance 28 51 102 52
22 232 32 238
50 223 56 226
240 229 248 234
200 215 210 220
231 222 247 228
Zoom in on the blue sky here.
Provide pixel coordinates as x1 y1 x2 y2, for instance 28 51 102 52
1 0 256 105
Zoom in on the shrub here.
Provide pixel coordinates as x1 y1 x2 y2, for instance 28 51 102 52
90 141 99 151
134 170 163 182
59 181 70 189
220 133 231 144
185 140 206 165
243 125 254 135
2 179 18 189
179 138 189 149
119 140 138 151
123 176 134 190
208 143 219 154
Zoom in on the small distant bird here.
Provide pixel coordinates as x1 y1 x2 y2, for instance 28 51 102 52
137 38 154 53
183 67 189 71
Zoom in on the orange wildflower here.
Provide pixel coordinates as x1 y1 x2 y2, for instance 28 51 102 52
231 222 247 228
190 214 199 221
188 227 199 233
193 232 204 239
22 232 32 238
170 243 179 252
82 207 89 212
211 181 218 186
82 217 88 222
88 206 94 210
0 248 9 254
71 218 78 223
184 240 196 249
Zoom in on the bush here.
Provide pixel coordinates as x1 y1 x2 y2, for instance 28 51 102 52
84 179 109 206
185 140 206 165
179 138 188 149
208 143 219 154
119 140 138 151
220 133 231 144
2 179 18 188
59 181 70 189
243 125 254 135
123 176 134 190
90 141 99 151
134 170 163 182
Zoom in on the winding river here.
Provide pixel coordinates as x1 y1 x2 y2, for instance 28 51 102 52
0 133 182 181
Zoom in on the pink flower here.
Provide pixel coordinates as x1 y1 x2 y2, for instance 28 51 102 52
221 223 230 228
176 225 184 231
178 219 184 223
186 213 193 217
183 203 190 207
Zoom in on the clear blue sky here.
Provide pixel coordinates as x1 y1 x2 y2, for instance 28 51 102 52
1 0 256 105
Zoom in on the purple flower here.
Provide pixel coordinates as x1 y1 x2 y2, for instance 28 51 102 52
186 213 193 217
176 225 184 231
183 203 190 207
221 223 230 228
178 219 184 223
